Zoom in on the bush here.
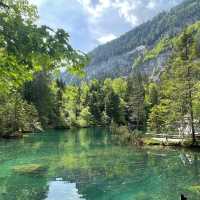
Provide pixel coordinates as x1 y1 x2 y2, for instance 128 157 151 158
110 123 144 145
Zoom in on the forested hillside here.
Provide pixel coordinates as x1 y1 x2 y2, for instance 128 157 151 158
58 21 200 145
73 0 200 82
1 0 200 146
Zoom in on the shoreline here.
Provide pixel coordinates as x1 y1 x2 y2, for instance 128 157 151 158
1 127 200 150
142 137 200 149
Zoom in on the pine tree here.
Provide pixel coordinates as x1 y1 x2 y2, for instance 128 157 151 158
126 70 146 130
149 29 200 143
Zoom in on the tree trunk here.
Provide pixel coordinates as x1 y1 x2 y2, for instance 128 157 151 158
187 66 196 145
189 90 196 144
185 36 196 145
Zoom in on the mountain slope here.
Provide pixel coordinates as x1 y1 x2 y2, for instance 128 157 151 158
81 0 200 81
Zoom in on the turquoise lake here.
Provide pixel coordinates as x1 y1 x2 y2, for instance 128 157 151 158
0 128 199 200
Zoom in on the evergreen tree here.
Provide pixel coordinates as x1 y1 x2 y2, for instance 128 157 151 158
126 70 146 130
149 29 200 143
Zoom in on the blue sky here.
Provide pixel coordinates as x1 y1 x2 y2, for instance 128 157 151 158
29 0 184 52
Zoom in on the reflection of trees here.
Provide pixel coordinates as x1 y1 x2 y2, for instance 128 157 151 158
0 130 65 200
49 144 150 200
193 154 199 182
47 130 200 200
0 129 200 200
0 175 49 200
149 150 200 200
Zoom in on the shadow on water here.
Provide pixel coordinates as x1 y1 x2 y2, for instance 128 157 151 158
0 128 199 200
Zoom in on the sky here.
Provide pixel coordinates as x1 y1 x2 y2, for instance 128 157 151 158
28 0 184 52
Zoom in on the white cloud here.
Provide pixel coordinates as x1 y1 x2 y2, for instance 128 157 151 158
113 0 139 26
97 33 117 44
147 0 156 9
78 0 111 18
28 0 47 7
77 0 139 26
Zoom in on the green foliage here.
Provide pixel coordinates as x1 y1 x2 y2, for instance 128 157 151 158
59 78 127 128
145 83 159 107
53 71 149 136
0 0 88 136
148 103 170 134
126 70 146 130
148 23 200 143
0 92 41 136
193 82 200 120
77 107 92 127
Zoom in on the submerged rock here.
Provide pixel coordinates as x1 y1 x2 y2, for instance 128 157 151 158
12 164 47 175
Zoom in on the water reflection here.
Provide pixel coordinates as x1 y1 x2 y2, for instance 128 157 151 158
46 180 85 200
0 128 199 200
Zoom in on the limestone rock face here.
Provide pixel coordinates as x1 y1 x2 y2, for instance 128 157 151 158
139 50 171 81
85 45 146 80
